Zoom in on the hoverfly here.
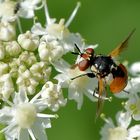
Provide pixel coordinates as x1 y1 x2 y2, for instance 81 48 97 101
72 29 135 117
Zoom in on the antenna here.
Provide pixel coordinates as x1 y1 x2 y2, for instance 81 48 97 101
71 43 82 55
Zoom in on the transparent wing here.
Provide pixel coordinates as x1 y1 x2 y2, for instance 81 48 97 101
109 29 135 58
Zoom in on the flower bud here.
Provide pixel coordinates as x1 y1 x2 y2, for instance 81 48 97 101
0 0 16 21
30 62 52 84
19 51 37 67
0 74 14 99
6 41 21 56
0 21 16 41
38 41 49 61
16 69 39 95
38 40 64 62
40 81 67 111
18 31 39 51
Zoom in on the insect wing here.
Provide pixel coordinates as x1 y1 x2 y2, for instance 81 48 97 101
96 78 107 119
109 29 135 58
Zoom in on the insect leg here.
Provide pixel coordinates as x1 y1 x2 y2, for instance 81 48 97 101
71 72 95 80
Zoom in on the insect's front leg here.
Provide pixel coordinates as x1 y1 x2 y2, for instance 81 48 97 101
71 72 95 80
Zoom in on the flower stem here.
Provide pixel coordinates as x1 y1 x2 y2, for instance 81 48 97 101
17 18 23 34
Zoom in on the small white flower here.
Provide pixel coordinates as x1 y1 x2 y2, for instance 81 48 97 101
54 59 97 109
32 2 82 53
125 93 140 121
32 2 83 54
5 41 21 56
46 19 70 39
16 69 39 95
17 0 43 18
30 62 52 84
32 22 84 53
0 74 14 99
0 0 16 22
18 31 39 51
0 89 57 140
40 81 67 112
100 111 140 140
19 51 37 67
0 62 9 76
38 40 64 62
0 21 16 41
32 1 81 36
130 62 140 76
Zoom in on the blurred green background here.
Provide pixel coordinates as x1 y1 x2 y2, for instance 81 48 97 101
43 0 140 140
2 0 139 140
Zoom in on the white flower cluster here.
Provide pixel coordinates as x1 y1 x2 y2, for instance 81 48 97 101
100 62 140 140
1 0 140 140
0 0 98 140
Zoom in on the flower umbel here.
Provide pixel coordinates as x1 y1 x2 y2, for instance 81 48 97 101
0 1 84 139
1 0 140 140
0 90 57 140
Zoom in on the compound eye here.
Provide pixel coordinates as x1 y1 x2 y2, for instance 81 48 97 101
78 60 90 71
86 48 94 55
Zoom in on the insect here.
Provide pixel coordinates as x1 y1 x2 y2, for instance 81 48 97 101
72 29 135 117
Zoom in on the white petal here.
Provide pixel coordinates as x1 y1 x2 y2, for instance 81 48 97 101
62 33 83 52
116 111 131 128
127 77 140 93
130 62 140 75
0 106 14 124
54 74 70 88
4 123 18 140
128 125 140 138
52 58 70 73
32 99 47 111
84 90 97 102
31 23 47 35
114 91 129 98
13 89 29 104
18 129 30 140
19 8 34 18
68 85 83 109
31 118 48 140
100 118 115 140
37 117 52 128
85 78 98 93
125 93 140 121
